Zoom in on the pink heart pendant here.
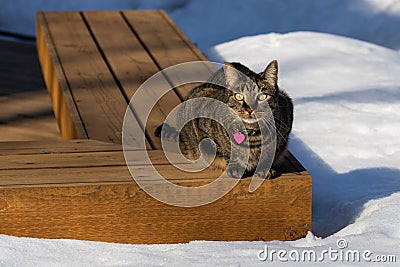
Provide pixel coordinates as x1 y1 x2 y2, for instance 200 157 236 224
233 132 245 144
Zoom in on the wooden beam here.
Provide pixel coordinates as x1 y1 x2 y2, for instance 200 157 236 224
0 140 311 243
0 166 311 244
36 12 85 140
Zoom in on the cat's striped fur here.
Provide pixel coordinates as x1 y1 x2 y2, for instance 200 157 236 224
155 60 293 178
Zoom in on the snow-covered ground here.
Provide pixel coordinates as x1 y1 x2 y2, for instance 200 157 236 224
2 0 400 51
1 0 400 266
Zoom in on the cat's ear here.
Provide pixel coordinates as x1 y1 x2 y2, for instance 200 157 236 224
262 60 278 86
224 62 240 88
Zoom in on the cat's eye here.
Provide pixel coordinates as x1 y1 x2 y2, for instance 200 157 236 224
234 93 244 101
257 93 270 101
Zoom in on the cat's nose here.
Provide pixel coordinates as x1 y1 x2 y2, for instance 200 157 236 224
245 106 253 114
243 100 256 114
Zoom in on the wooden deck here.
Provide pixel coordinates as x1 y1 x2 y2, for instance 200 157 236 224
0 139 310 243
0 10 312 244
36 10 206 144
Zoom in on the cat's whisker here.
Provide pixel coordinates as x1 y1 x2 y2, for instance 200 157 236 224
261 118 288 141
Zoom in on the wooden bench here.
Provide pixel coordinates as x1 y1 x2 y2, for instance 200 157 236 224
0 10 311 244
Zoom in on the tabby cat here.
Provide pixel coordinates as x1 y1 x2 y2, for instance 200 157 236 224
155 60 293 179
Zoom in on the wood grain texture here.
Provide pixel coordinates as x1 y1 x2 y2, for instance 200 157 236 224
37 11 213 145
82 11 181 149
0 175 311 243
0 140 311 243
0 150 186 171
36 12 85 140
0 140 121 155
39 12 144 146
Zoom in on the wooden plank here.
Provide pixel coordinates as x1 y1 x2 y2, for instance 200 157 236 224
0 166 222 187
36 12 86 140
39 12 146 147
1 151 124 170
1 160 305 191
123 10 214 100
82 11 182 149
123 10 208 65
0 167 132 186
0 140 121 155
0 150 183 170
0 140 307 187
0 160 304 188
0 175 311 243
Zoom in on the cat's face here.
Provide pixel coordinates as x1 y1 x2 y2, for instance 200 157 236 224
224 61 279 125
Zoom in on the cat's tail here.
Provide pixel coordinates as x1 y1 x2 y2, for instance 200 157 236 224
154 123 179 142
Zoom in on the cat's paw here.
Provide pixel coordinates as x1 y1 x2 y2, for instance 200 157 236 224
255 168 278 179
226 164 245 179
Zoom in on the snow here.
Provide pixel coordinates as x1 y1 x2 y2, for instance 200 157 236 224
170 0 400 52
2 0 400 51
1 0 400 266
